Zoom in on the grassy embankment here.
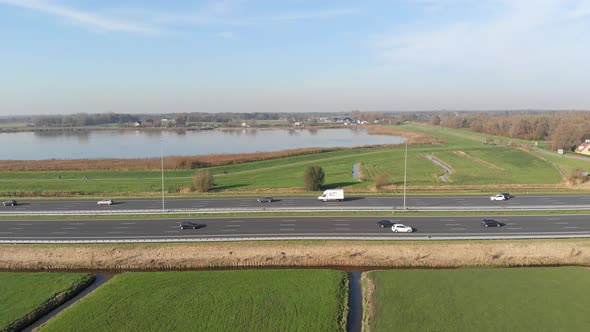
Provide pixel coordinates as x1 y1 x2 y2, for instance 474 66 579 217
0 272 94 332
1 124 586 197
364 267 590 332
38 270 348 332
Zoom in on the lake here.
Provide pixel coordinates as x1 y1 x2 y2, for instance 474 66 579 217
0 128 405 160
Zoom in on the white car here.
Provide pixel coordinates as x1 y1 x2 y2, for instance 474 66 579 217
97 199 113 206
490 194 506 201
392 224 413 233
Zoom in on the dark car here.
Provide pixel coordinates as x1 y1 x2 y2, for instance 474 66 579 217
501 193 512 199
376 219 396 228
179 221 201 230
257 197 274 203
481 218 502 227
2 200 17 207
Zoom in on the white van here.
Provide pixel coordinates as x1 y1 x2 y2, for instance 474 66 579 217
317 189 344 202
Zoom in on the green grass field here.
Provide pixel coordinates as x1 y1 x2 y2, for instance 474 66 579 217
39 270 348 332
366 267 590 332
0 272 93 331
1 124 586 196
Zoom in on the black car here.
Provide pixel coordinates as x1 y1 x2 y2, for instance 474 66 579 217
257 197 274 203
2 200 17 207
179 221 201 230
376 219 396 228
481 218 502 227
500 193 512 199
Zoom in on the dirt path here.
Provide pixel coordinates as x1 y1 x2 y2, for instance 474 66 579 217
453 150 504 170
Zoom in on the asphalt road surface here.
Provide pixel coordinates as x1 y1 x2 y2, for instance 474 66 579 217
3 194 590 213
1 215 589 241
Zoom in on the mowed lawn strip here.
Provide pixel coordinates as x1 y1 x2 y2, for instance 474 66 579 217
367 267 590 332
0 272 94 331
39 270 348 332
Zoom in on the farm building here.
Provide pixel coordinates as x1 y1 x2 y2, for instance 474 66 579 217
575 139 590 155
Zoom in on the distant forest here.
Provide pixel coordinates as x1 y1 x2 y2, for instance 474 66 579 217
437 112 590 150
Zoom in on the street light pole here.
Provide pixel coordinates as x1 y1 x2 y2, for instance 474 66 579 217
161 139 165 213
403 138 407 210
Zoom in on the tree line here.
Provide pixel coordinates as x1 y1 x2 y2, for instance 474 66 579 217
437 112 590 151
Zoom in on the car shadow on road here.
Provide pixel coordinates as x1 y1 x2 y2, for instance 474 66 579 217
343 197 365 202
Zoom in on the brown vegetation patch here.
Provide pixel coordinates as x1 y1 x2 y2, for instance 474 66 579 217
453 150 505 170
1 240 589 271
0 147 351 172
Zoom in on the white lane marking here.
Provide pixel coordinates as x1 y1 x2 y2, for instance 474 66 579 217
280 228 295 231
445 223 460 226
165 230 180 233
440 219 456 222
555 222 569 225
0 232 13 234
335 223 350 226
335 228 351 231
229 220 245 223
334 219 349 222
51 232 66 234
508 227 523 230
68 223 84 225
115 227 129 229
282 219 297 222
107 231 123 234
20 223 33 226
225 224 241 227
121 222 136 225
280 224 295 227
8 227 23 230
506 223 515 226
450 228 466 231
564 226 579 229
547 218 561 220
61 227 77 230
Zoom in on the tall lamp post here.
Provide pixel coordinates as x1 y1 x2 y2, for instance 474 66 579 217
160 138 165 213
403 138 407 210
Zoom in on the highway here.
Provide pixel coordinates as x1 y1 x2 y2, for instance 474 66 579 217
1 215 590 242
2 194 590 214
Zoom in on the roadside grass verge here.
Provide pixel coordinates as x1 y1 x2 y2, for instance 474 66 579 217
3 209 590 221
365 267 590 332
38 270 348 332
0 272 94 332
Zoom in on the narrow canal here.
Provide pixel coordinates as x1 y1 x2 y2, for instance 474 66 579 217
347 271 363 332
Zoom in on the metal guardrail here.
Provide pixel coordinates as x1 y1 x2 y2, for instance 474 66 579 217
1 233 590 244
0 205 589 216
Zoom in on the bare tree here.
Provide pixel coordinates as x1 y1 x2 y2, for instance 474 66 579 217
193 169 215 192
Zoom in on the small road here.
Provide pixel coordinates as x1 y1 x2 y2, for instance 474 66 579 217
2 194 590 214
1 215 590 242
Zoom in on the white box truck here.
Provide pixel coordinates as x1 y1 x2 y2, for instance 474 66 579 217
317 189 344 202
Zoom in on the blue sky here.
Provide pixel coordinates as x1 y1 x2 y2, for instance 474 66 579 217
1 0 589 115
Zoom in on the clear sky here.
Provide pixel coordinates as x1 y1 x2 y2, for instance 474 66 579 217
1 0 589 115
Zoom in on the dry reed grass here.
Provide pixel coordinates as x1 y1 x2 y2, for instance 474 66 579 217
1 240 588 271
